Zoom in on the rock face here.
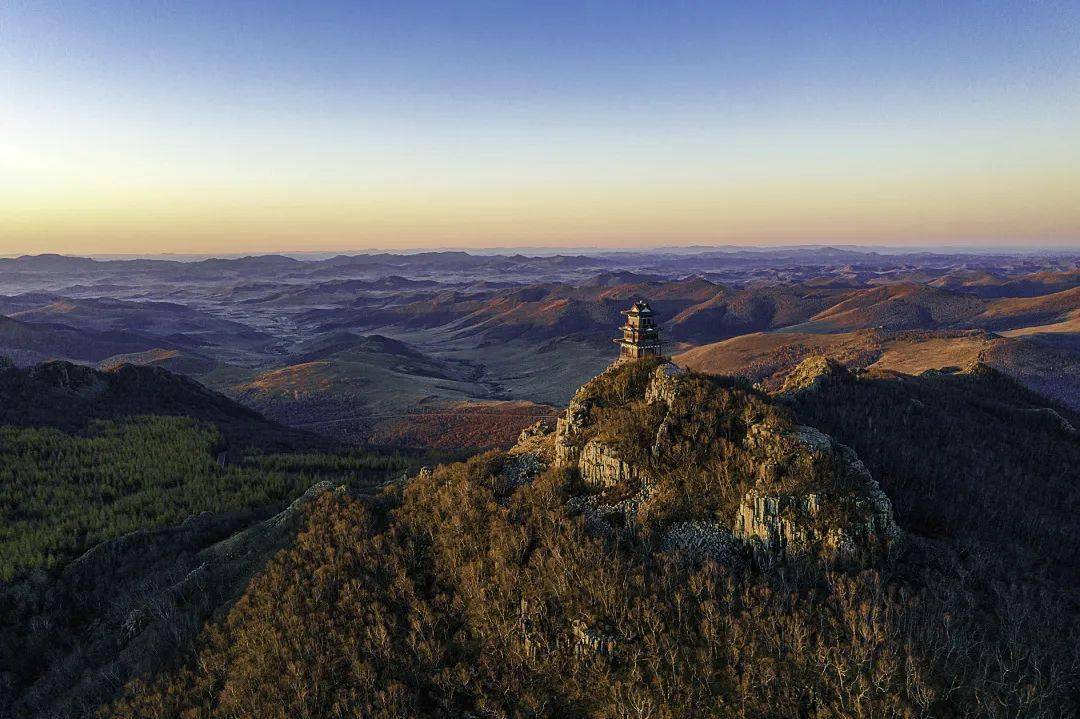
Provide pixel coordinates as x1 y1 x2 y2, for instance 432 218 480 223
734 485 898 566
554 394 591 466
644 361 684 405
554 361 682 477
577 439 641 488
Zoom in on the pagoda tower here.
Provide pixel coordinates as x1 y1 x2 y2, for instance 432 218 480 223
615 300 662 360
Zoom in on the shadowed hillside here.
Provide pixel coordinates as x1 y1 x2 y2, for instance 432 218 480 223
0 358 320 450
0 361 441 718
0 316 162 365
780 357 1080 583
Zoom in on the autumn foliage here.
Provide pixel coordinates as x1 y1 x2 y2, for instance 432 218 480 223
107 447 1078 718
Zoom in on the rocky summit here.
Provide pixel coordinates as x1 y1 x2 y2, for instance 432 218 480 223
515 357 901 568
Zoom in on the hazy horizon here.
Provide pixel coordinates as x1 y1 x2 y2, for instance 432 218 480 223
5 241 1080 263
3 1 1079 254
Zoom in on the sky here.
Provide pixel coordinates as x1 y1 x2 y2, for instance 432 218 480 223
1 1 1079 255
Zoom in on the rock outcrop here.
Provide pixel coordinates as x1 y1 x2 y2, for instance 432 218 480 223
570 619 618 657
777 355 852 396
554 394 591 466
517 418 554 445
511 419 556 464
644 361 684 405
734 484 898 567
553 361 681 480
736 420 900 565
500 452 544 488
659 521 739 564
534 357 901 569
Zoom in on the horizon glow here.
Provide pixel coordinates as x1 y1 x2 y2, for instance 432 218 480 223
2 1 1079 254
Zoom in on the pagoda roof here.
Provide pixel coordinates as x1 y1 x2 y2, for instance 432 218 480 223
623 300 654 314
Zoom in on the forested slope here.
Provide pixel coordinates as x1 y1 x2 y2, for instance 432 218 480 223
101 359 1079 719
782 358 1080 583
0 358 438 717
0 358 321 450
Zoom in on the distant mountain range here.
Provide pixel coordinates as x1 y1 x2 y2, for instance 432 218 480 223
1 249 1077 447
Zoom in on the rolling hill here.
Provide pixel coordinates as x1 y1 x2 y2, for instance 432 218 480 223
209 333 553 448
97 347 220 375
0 315 163 365
0 294 276 359
930 268 1080 298
3 251 1077 455
0 358 321 450
666 284 845 343
675 328 1080 410
971 286 1080 331
790 283 988 333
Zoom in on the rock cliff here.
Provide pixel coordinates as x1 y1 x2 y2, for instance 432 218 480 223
554 394 591 467
735 421 899 565
577 439 641 487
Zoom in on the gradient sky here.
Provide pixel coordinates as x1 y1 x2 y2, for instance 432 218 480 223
2 1 1079 254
